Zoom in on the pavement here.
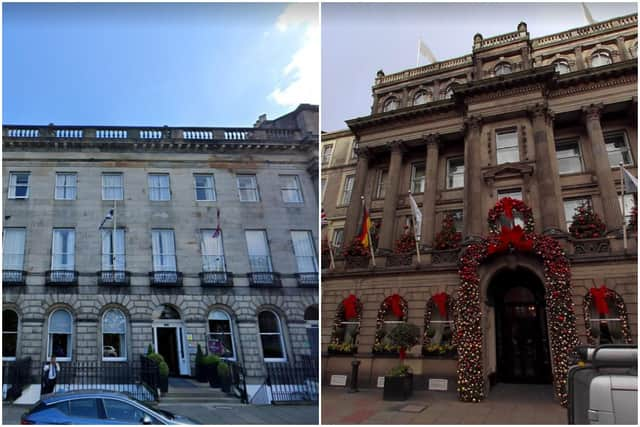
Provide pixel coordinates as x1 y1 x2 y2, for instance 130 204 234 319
322 383 568 424
3 402 319 425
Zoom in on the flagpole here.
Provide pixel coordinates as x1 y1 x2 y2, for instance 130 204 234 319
414 216 421 264
621 162 627 251
112 199 116 272
416 39 420 68
362 196 376 266
329 240 336 270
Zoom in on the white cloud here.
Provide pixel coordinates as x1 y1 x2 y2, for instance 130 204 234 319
269 3 319 107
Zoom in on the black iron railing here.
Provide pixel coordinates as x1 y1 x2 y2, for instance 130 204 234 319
2 357 32 401
97 271 131 286
2 270 26 286
227 361 248 403
149 271 183 287
248 272 282 287
265 357 318 403
39 356 159 401
45 270 78 286
295 272 318 287
199 271 233 287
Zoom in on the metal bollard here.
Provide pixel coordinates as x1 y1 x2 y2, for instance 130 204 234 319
348 360 361 393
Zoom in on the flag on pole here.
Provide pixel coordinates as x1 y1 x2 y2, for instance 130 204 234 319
417 38 437 66
99 209 114 229
622 166 637 193
358 205 373 249
212 208 221 238
582 3 595 24
321 208 329 226
408 192 422 241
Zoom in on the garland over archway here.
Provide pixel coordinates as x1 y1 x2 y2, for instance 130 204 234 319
457 198 579 406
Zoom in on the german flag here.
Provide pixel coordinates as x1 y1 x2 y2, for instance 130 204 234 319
357 205 372 249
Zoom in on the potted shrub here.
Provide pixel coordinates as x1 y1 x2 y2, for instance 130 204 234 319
383 323 420 401
342 238 370 268
147 352 169 393
217 361 231 393
195 344 207 383
202 354 221 388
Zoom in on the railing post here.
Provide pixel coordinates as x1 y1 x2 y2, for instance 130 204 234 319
348 360 360 393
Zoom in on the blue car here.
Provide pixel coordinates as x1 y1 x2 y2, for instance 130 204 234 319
21 390 201 424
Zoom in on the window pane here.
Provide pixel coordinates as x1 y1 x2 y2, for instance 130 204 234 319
50 310 72 333
291 231 317 273
103 310 126 334
3 228 26 270
52 230 75 269
3 333 17 358
258 311 280 333
260 335 284 359
208 333 234 358
50 334 70 358
103 334 125 358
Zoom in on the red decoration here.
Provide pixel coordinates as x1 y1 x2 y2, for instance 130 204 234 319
488 197 534 234
502 197 514 219
487 225 533 255
399 347 406 361
432 293 448 318
388 294 403 318
590 286 610 315
343 294 359 320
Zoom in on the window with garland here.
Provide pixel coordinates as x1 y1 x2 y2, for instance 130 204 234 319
423 292 457 357
328 294 362 354
583 285 633 346
373 294 408 354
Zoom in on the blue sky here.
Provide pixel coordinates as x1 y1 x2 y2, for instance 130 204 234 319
3 2 319 127
322 2 638 131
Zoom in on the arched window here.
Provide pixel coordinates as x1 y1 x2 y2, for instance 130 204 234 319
423 293 457 357
208 310 236 359
258 310 286 362
494 62 512 76
3 309 18 360
373 294 408 354
443 85 455 99
382 97 399 112
584 286 633 346
48 309 73 360
553 59 571 75
329 295 362 354
591 50 612 67
413 90 431 106
102 309 127 361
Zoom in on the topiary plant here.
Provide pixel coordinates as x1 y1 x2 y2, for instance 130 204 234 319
202 354 220 366
217 361 230 378
387 322 421 368
147 344 153 355
146 352 169 377
195 344 204 365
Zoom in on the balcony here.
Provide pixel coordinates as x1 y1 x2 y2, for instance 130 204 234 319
2 270 26 286
295 272 318 287
149 271 183 287
97 270 131 286
45 270 78 286
248 272 282 287
199 271 234 287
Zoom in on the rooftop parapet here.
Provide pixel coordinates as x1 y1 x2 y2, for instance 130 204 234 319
532 13 637 48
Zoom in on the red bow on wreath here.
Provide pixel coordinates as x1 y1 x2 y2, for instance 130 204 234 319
487 225 533 255
387 294 404 318
343 294 358 320
502 197 514 219
590 285 610 315
432 292 448 318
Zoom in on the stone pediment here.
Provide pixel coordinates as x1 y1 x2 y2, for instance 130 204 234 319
482 162 534 183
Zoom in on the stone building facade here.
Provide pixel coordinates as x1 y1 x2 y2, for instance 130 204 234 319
3 104 319 389
321 15 637 404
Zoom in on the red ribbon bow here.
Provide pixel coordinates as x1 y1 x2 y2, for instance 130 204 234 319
487 225 533 255
590 286 610 315
502 197 514 219
343 294 358 320
387 294 404 318
432 292 448 318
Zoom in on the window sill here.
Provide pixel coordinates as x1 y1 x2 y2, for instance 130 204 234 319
102 358 128 362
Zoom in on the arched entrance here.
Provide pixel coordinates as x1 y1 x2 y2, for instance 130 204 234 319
487 267 551 384
152 304 190 376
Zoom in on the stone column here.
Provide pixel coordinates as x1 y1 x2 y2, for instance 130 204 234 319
378 141 404 254
343 148 371 244
582 104 624 232
421 134 440 249
463 115 484 238
616 36 629 61
529 103 564 232
574 46 585 70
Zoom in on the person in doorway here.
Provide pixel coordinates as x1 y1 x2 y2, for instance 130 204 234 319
42 356 60 395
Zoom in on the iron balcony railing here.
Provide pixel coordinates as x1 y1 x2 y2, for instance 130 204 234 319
295 272 318 287
149 271 183 287
265 357 318 403
45 270 79 286
248 272 282 287
2 270 26 286
97 270 131 286
199 271 233 287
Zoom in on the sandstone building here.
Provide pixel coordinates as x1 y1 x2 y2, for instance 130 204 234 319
321 15 637 404
3 104 319 396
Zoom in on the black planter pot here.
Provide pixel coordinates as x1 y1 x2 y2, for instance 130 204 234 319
195 364 208 383
206 364 220 388
383 373 413 401
159 376 169 393
220 374 231 393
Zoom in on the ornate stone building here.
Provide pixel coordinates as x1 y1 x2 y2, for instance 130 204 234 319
321 15 637 404
3 104 319 394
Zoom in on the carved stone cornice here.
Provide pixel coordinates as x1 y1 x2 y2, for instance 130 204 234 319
527 102 555 126
386 139 406 154
354 145 371 159
463 115 483 135
582 103 605 122
422 133 440 149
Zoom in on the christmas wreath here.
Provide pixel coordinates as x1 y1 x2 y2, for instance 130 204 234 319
583 286 632 346
373 294 409 354
329 294 363 354
423 292 457 357
487 197 534 234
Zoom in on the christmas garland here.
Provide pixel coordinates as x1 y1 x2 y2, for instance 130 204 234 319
583 287 633 346
423 293 457 357
329 294 363 354
568 201 606 239
373 294 409 354
487 197 534 234
456 199 578 406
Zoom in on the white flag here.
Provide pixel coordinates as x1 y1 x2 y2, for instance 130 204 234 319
622 166 638 193
408 192 422 241
582 3 595 25
418 39 437 64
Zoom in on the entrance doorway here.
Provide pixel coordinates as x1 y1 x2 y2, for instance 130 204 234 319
157 327 179 375
152 304 190 376
489 267 552 384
